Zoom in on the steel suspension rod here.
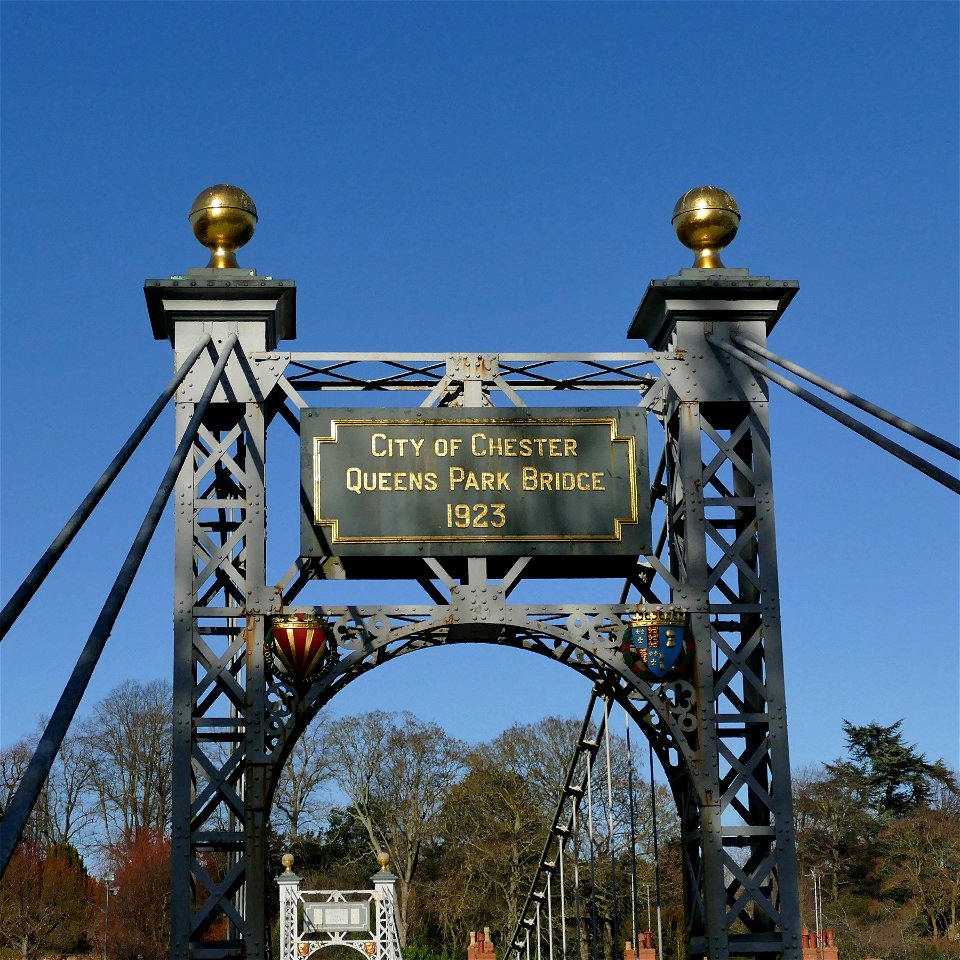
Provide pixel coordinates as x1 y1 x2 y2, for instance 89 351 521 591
602 699 620 960
706 335 960 494
625 713 639 951
648 742 664 960
0 334 213 641
0 336 238 875
730 333 960 460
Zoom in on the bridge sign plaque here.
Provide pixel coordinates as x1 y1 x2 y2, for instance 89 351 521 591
303 900 370 933
301 407 650 577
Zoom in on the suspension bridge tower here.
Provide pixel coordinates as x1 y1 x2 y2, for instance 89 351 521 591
11 184 952 960
145 183 804 960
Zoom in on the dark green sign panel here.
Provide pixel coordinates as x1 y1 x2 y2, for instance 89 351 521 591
301 408 649 577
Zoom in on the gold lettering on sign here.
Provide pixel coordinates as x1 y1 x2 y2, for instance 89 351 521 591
345 468 439 493
371 434 426 457
311 413 640 545
448 468 512 492
521 468 606 492
468 433 580 458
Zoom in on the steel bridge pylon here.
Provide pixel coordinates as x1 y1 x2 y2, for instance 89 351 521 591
147 209 802 958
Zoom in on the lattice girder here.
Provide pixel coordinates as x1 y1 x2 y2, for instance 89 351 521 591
664 391 800 959
164 332 801 960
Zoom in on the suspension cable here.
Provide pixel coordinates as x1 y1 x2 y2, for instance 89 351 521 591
547 872 555 960
0 336 239 875
706 335 960 494
0 334 213 641
586 752 599 960
730 333 960 461
603 699 620 960
559 822 568 960
649 741 664 960
572 801 584 960
625 713 639 951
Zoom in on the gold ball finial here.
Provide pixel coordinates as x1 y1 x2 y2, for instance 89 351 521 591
671 186 740 270
189 184 258 269
282 853 294 873
377 850 390 871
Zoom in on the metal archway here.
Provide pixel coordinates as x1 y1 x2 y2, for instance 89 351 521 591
266 611 698 777
154 245 802 960
263 614 711 958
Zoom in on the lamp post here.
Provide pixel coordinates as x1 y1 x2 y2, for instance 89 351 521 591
103 871 116 960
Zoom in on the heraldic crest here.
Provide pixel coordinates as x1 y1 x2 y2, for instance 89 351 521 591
620 607 693 683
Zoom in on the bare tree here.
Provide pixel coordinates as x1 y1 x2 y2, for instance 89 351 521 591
34 723 98 851
325 711 466 945
0 740 32 821
432 754 547 947
0 727 98 854
481 716 580 814
482 715 658 845
78 678 173 842
273 716 333 841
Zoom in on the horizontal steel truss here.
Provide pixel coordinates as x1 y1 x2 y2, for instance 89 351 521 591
172 350 799 960
265 352 663 401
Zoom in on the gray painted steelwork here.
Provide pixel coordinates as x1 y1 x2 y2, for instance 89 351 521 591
151 260 804 959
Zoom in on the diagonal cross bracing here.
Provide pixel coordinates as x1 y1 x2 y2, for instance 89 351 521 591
165 347 804 960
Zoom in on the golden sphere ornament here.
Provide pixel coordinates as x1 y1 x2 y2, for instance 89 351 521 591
189 184 258 269
671 186 740 270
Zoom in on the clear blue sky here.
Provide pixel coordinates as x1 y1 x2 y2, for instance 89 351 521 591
2 2 957 775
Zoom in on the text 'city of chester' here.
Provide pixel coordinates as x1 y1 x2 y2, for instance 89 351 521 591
300 408 651 576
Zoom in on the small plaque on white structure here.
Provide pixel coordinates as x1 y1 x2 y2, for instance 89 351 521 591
305 902 370 932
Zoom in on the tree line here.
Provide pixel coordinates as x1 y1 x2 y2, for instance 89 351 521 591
0 679 957 960
793 721 959 959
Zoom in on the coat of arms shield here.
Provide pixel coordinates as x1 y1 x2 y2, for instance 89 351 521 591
620 608 692 682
